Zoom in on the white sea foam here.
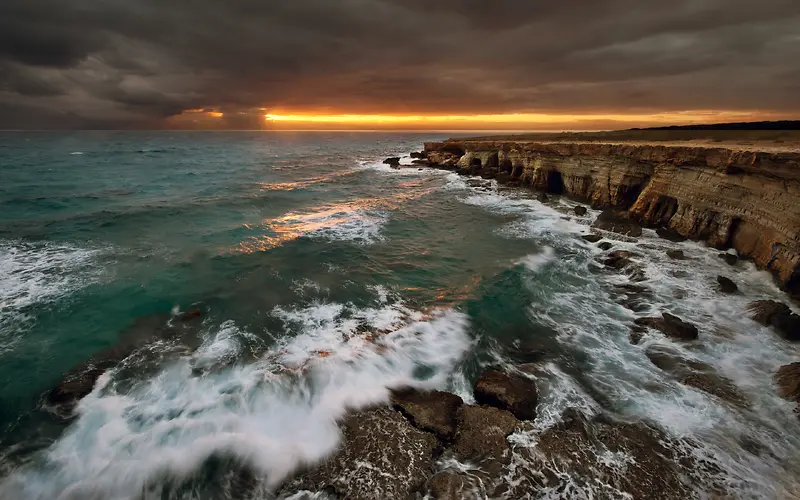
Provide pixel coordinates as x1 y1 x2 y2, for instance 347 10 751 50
0 241 103 352
0 297 471 499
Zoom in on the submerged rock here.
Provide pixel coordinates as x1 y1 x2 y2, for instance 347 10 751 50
288 407 437 500
635 312 699 340
574 205 588 216
613 283 653 313
581 233 603 243
718 252 738 266
666 249 685 260
598 241 613 250
603 250 636 269
47 310 204 412
536 192 549 203
473 369 538 421
592 209 643 237
717 276 738 294
391 388 463 441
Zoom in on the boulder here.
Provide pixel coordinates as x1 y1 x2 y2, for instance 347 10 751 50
581 233 603 243
598 241 614 251
717 276 738 294
718 253 738 266
383 157 401 168
748 300 791 325
635 312 698 340
574 206 588 216
592 209 643 237
391 388 463 441
288 407 437 500
656 227 687 242
666 249 685 260
473 369 538 421
775 363 800 401
748 300 800 341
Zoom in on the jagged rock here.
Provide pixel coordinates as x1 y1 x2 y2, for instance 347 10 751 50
581 233 603 243
656 227 688 242
717 276 738 294
574 206 588 216
288 407 437 500
473 369 538 421
775 363 800 401
592 209 643 237
391 388 463 441
718 252 738 266
383 157 401 167
635 312 699 340
666 249 685 260
748 300 800 341
748 300 791 325
598 241 613 250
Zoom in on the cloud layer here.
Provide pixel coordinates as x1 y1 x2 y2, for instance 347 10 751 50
1 0 799 128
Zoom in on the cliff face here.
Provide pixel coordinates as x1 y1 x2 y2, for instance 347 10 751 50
423 140 800 298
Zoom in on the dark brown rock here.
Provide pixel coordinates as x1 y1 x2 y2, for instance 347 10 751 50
614 284 653 313
603 250 636 269
391 388 463 441
574 205 588 216
598 241 613 250
289 408 437 500
717 276 738 294
383 157 401 167
656 227 687 242
536 192 549 203
748 300 791 325
666 249 685 260
748 300 800 341
718 252 738 266
635 312 699 340
426 472 470 500
473 369 538 421
775 362 800 401
592 209 643 237
410 151 426 159
581 233 603 243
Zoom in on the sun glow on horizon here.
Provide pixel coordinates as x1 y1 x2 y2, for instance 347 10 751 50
262 110 782 129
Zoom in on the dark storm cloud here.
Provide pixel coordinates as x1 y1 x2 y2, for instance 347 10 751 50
0 0 799 128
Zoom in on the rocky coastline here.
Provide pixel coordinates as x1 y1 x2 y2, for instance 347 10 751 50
422 140 800 300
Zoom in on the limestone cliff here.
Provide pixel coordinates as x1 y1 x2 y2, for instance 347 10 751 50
423 140 800 298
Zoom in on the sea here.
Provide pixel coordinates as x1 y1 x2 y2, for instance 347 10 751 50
0 131 798 499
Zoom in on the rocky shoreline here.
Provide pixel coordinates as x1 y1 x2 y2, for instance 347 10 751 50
422 140 800 300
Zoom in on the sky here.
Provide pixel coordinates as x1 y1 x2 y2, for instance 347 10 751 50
1 0 799 130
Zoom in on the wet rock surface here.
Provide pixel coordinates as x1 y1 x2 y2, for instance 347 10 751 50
635 312 699 340
718 252 738 265
383 157 401 168
473 369 538 421
391 388 463 441
717 275 738 294
598 241 613 250
775 362 800 401
581 233 603 243
287 407 437 500
603 250 637 270
574 205 588 216
657 227 688 242
666 249 685 259
452 405 518 472
748 300 800 341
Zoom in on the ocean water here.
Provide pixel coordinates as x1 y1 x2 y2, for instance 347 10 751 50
0 131 798 499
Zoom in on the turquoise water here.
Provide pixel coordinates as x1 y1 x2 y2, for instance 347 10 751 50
1 132 799 498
